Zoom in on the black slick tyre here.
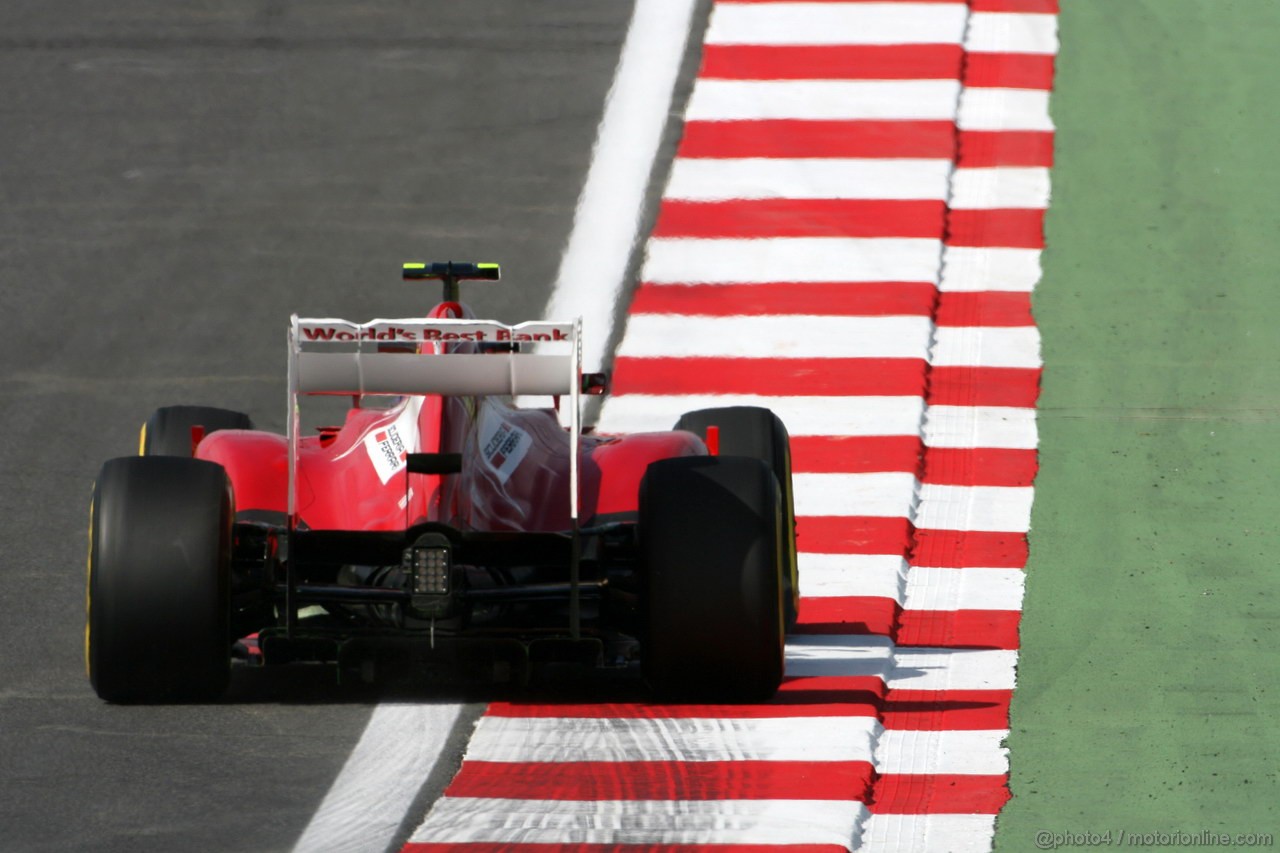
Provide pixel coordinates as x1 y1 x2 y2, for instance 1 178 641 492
674 406 799 631
87 456 234 703
640 455 785 702
140 405 253 456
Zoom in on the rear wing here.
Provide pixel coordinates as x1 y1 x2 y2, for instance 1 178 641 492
285 315 585 531
290 317 579 397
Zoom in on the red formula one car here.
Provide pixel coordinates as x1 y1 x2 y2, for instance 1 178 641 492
86 263 797 703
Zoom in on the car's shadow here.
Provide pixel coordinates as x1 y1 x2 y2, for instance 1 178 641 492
220 661 653 706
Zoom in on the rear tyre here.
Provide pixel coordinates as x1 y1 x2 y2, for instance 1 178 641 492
640 455 785 701
87 456 233 703
140 405 253 456
674 406 799 631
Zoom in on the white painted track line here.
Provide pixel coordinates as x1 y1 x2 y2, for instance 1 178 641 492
545 0 701 372
292 703 463 853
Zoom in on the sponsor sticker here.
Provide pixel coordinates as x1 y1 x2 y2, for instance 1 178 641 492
478 408 531 484
363 399 422 484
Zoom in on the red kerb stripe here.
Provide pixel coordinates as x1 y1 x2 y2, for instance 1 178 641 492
920 447 1039 487
882 689 1013 730
970 0 1058 12
612 357 927 397
958 130 1054 167
965 52 1056 90
778 675 887 702
801 516 914 556
796 596 898 636
897 609 1022 650
910 529 1028 568
870 774 1010 814
679 120 956 159
655 199 946 240
791 435 923 475
629 282 938 317
446 760 876 801
701 44 962 80
926 366 1041 408
947 208 1045 249
935 291 1033 327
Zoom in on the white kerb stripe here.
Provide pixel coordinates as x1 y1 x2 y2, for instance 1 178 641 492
599 395 925 437
800 553 908 602
888 647 1018 690
876 728 1009 774
412 797 868 846
787 637 1020 690
292 703 463 853
923 405 1038 450
959 88 1054 132
666 158 954 202
687 79 963 121
931 326 1042 369
966 12 1060 55
862 813 997 853
706 3 968 46
941 247 1044 293
904 566 1025 612
463 715 879 763
914 484 1034 533
949 167 1051 210
643 237 944 285
794 472 919 518
617 314 933 359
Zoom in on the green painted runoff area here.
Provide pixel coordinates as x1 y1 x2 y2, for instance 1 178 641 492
995 1 1280 847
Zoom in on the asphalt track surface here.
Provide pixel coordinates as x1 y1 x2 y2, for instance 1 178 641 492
0 2 704 849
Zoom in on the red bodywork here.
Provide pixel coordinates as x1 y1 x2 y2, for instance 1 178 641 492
196 301 704 533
